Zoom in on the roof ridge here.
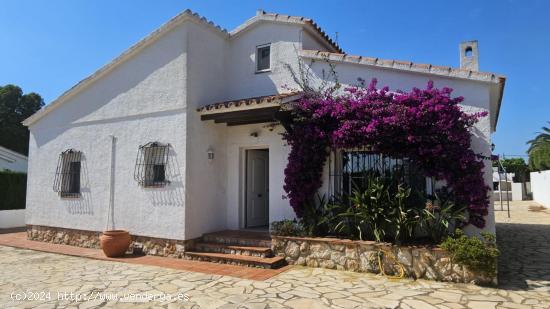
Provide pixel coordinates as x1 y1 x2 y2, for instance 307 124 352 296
230 11 343 54
182 9 229 34
22 9 229 126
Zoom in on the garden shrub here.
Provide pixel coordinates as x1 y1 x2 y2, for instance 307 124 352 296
270 219 304 237
421 189 466 243
441 229 499 277
0 170 27 210
281 173 467 245
283 80 490 228
330 174 420 243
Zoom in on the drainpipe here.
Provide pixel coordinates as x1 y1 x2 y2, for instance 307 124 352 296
106 135 117 231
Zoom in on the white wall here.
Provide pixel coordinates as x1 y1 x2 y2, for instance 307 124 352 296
26 23 189 240
188 20 498 236
224 124 295 230
225 23 302 100
184 21 229 239
531 170 550 208
0 147 28 173
0 209 25 228
511 182 526 201
301 30 330 51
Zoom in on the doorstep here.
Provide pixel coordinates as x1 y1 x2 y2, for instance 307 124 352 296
0 230 291 281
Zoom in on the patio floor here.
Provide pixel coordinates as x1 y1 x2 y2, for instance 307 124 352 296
495 200 550 291
0 201 548 307
0 231 290 281
1 244 549 308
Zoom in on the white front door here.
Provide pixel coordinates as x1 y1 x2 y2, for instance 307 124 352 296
246 149 269 227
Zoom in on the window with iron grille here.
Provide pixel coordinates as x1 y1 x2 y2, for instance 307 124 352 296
328 148 428 198
134 142 170 187
53 149 82 198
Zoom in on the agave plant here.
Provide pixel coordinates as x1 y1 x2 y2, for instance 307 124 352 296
527 122 550 171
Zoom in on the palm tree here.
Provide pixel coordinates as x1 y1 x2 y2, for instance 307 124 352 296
527 122 550 171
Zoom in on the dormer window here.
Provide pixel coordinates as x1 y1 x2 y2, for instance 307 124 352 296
256 44 271 72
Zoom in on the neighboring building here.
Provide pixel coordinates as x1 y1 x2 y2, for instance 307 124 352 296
0 146 28 173
22 10 505 257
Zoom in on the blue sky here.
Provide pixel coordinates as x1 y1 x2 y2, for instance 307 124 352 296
1 0 548 157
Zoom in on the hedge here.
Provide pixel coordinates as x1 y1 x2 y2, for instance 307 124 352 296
0 170 27 210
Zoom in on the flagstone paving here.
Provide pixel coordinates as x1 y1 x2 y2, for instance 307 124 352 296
0 245 549 309
495 200 550 292
0 200 549 308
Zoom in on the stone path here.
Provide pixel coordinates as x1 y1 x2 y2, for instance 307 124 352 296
1 200 549 308
495 200 550 292
0 231 288 281
1 245 549 308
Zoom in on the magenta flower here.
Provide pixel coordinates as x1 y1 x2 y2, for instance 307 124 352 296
282 80 490 228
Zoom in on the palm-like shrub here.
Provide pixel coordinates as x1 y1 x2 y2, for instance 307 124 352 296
330 174 420 243
420 190 466 243
527 122 550 171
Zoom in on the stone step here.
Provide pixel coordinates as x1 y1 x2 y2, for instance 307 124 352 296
194 242 273 258
202 230 272 248
184 251 286 269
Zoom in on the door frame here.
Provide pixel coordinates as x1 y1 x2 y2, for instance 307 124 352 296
240 146 269 229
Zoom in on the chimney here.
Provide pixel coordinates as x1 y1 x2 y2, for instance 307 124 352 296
460 40 479 71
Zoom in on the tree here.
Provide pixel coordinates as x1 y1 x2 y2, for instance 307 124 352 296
493 158 529 182
0 85 44 155
527 122 550 171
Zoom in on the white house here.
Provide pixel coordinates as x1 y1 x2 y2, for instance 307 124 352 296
0 146 28 173
22 10 505 261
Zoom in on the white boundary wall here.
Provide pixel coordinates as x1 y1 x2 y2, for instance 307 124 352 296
531 170 550 207
0 209 26 228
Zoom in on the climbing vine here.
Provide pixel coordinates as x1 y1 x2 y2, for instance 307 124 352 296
282 79 490 228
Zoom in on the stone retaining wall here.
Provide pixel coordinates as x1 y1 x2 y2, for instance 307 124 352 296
272 235 496 285
26 225 195 258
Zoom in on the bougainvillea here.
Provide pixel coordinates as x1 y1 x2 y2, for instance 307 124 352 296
282 79 490 228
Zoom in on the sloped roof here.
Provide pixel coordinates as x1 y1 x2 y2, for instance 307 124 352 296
22 10 229 127
299 50 506 84
299 49 506 131
0 145 28 162
22 10 340 127
231 10 343 53
197 92 303 114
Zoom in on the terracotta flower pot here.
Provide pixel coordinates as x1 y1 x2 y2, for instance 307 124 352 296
100 230 131 257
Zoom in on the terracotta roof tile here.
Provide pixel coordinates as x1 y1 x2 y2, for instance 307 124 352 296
231 11 343 54
299 49 505 84
196 92 303 113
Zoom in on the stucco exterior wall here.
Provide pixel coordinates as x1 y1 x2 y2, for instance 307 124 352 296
183 21 312 238
184 21 229 239
224 124 295 230
301 31 331 52
26 24 189 240
531 170 550 208
225 23 302 100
